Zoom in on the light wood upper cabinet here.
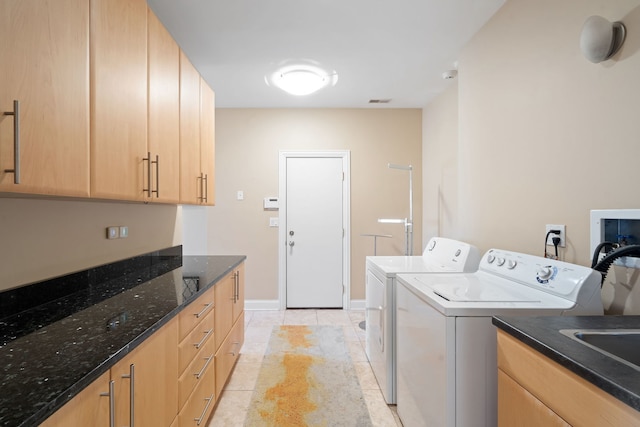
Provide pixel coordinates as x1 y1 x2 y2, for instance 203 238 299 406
0 0 89 197
179 52 203 204
147 8 180 203
179 52 216 206
200 79 216 205
90 0 147 201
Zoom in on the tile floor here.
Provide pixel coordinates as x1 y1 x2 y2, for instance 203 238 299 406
208 309 403 426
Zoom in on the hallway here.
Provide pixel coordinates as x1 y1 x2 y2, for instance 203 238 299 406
208 309 402 426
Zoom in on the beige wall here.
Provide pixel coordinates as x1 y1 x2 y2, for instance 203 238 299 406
0 198 182 291
423 0 640 314
203 108 422 302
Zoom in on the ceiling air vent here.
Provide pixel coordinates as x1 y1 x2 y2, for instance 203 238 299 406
368 99 391 104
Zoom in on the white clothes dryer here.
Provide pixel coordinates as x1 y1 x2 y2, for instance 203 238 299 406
365 237 480 404
395 249 604 427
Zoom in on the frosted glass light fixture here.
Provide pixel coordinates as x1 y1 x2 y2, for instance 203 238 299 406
580 15 626 63
266 63 338 96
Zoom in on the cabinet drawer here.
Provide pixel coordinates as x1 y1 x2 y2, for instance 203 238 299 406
179 286 215 342
215 312 244 397
177 360 216 427
178 330 216 410
179 308 214 375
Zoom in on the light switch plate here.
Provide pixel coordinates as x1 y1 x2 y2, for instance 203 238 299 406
107 226 119 239
119 226 128 238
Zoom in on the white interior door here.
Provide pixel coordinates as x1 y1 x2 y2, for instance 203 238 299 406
284 155 345 308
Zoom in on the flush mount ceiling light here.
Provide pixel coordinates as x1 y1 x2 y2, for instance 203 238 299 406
580 15 626 63
266 63 338 96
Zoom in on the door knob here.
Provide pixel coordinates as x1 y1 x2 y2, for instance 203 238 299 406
289 230 295 236
289 241 295 247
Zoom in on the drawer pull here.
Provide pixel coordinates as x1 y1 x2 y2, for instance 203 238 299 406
194 302 212 319
194 329 213 349
194 394 214 426
194 355 214 379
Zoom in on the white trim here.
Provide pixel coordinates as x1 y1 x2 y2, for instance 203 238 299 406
245 300 365 311
278 150 352 311
244 299 281 311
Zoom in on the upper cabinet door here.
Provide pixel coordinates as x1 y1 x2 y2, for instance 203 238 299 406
148 9 180 204
200 79 216 206
90 0 147 201
0 0 89 197
179 52 202 204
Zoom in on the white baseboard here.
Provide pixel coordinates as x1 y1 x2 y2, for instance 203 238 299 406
245 299 366 311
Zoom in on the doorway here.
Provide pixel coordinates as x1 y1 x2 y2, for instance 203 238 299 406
278 151 351 309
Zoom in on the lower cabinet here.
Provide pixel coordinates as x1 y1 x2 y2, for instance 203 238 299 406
41 317 178 427
40 371 111 427
497 330 640 427
111 317 178 427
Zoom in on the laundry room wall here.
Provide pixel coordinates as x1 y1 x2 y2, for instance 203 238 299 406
423 0 640 314
200 108 422 304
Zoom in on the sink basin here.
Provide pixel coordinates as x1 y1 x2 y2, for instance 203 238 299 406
559 329 640 371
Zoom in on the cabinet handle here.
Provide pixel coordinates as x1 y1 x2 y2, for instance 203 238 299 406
203 173 208 203
194 354 214 379
121 364 135 427
194 328 213 349
143 152 152 197
3 100 20 184
197 172 204 202
152 154 159 198
99 380 115 427
194 302 213 319
194 394 214 426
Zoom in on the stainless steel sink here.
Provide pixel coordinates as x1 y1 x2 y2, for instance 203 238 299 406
559 329 640 371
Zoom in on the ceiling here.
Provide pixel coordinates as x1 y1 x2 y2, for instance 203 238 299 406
147 0 505 109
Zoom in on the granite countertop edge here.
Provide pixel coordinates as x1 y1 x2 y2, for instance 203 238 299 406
19 254 246 427
492 315 640 412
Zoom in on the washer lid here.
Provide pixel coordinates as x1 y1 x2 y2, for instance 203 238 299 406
431 282 540 303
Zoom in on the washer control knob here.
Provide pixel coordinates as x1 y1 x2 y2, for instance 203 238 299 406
537 266 553 280
427 240 437 251
496 257 506 266
507 260 517 269
455 249 461 257
487 254 495 263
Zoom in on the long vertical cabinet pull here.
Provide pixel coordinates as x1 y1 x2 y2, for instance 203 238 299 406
121 364 135 427
203 173 208 203
100 380 116 427
143 153 160 198
3 100 20 184
197 172 204 203
233 270 240 303
152 154 159 197
143 152 152 197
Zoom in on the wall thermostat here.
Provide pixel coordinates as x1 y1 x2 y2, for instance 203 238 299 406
263 197 279 210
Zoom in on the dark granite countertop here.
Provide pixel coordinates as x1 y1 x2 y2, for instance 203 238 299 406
492 315 640 412
0 250 245 427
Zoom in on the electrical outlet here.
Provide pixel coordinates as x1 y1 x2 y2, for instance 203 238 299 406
545 224 566 247
237 190 244 200
269 217 279 227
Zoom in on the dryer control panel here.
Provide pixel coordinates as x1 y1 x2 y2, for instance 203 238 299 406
479 249 602 306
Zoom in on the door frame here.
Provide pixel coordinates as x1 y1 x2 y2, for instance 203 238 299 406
278 150 351 310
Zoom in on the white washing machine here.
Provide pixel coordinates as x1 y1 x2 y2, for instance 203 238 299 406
365 237 480 404
395 249 604 427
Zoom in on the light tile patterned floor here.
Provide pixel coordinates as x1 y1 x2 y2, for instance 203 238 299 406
208 309 403 427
